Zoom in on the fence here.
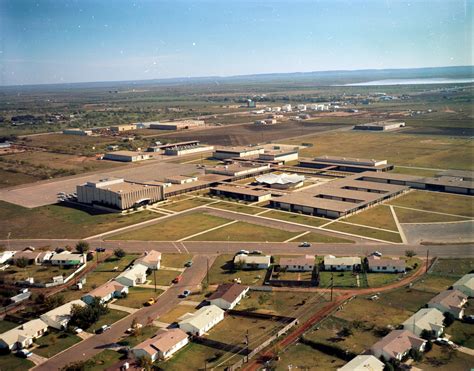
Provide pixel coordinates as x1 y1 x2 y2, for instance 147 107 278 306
265 265 319 288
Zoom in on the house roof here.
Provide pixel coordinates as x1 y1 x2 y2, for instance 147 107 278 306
402 308 445 332
453 274 474 291
136 250 162 265
428 289 467 310
338 355 385 371
368 257 406 268
41 300 85 322
208 283 249 304
280 255 315 267
371 330 425 359
324 256 361 266
133 328 188 356
84 281 125 299
0 319 48 346
12 251 40 260
179 305 224 331
233 255 271 265
116 264 148 282
50 253 84 262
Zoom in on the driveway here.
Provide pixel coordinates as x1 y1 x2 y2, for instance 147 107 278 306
33 254 215 371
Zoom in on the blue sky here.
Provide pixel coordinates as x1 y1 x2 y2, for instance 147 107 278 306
0 0 471 85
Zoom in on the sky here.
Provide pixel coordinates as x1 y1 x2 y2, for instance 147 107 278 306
0 0 472 86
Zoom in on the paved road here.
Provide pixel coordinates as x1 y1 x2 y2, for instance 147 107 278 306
33 254 214 371
3 239 474 258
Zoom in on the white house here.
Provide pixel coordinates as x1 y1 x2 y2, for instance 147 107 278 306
178 305 225 336
402 308 445 337
370 330 426 361
427 289 468 319
368 257 406 273
233 255 271 269
0 319 48 351
40 300 86 330
280 255 315 272
452 274 474 297
50 252 85 267
323 256 361 271
132 328 189 361
338 355 384 371
136 250 161 270
81 281 128 305
0 251 16 264
208 283 249 310
115 264 148 287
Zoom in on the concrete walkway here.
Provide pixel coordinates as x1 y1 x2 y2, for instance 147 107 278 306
284 231 310 243
30 353 49 366
457 345 474 356
178 220 238 241
108 303 139 314
139 283 170 290
160 266 185 272
179 300 201 306
76 331 94 340
390 205 408 244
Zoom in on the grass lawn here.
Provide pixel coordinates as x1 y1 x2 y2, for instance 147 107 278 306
446 321 474 348
161 197 213 212
34 330 81 358
0 320 20 333
208 201 264 215
149 269 178 286
118 325 159 347
292 232 354 243
344 205 398 231
394 207 470 223
85 309 128 333
389 191 474 217
262 210 328 227
367 272 406 287
275 342 345 370
429 258 474 277
0 201 158 239
325 222 402 243
413 344 474 370
93 254 139 272
85 349 124 371
413 274 459 293
115 287 163 309
206 254 266 285
1 264 77 284
376 287 435 313
189 221 301 242
319 271 358 288
161 253 193 268
274 271 313 281
158 305 197 324
110 212 232 241
0 354 34 370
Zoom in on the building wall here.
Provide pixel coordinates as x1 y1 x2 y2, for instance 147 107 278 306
164 145 213 156
162 337 189 359
213 148 264 159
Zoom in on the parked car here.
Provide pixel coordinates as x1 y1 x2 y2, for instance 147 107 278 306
236 250 249 255
464 315 474 323
298 242 311 248
172 275 182 284
145 298 155 306
95 247 106 253
181 290 191 298
96 325 111 334
16 349 32 358
435 338 456 347
73 327 83 334
250 250 263 255
184 261 193 267
371 251 383 257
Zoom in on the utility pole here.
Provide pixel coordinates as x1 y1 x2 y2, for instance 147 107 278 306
7 232 11 250
426 249 429 274
206 258 209 286
154 269 157 292
245 329 249 363
330 273 334 301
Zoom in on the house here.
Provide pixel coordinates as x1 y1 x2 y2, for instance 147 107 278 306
233 254 271 269
370 329 426 361
0 251 16 264
452 273 474 297
115 264 148 287
132 328 189 361
136 250 161 270
368 257 406 273
427 289 468 319
402 308 445 337
208 283 249 310
178 305 225 336
40 300 86 330
0 319 48 351
280 255 315 272
50 252 85 267
37 251 55 264
323 255 361 271
10 251 41 265
338 355 385 371
81 281 128 305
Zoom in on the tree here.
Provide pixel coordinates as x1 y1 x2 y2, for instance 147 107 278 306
69 297 108 329
15 257 30 268
114 248 126 259
420 329 435 341
405 250 417 258
75 241 90 254
44 294 65 310
425 340 433 352
409 348 423 362
443 312 455 327
61 361 88 371
135 356 152 370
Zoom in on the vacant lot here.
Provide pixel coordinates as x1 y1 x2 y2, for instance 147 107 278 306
394 207 469 223
429 258 474 277
0 201 158 239
325 222 402 243
158 305 197 324
275 342 345 370
0 264 77 284
344 205 398 231
389 191 474 217
150 269 178 286
111 212 232 241
263 210 327 227
189 221 300 242
413 344 474 371
208 201 264 215
115 287 163 309
285 131 474 170
161 253 193 268
95 254 139 272
206 254 266 286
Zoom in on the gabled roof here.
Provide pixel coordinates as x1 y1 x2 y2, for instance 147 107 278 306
133 328 188 356
428 289 467 310
368 257 406 268
338 355 384 371
179 305 224 330
233 255 271 265
116 264 148 281
84 281 125 299
453 274 474 290
208 283 249 304
371 330 425 359
402 308 444 332
280 255 315 267
41 300 85 322
136 250 162 265
50 253 84 262
324 255 361 266
0 319 48 346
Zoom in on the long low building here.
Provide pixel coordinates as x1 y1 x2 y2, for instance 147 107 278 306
77 178 165 210
300 155 393 173
103 151 152 162
255 173 305 189
213 146 264 160
205 162 270 177
149 120 205 130
354 121 405 131
211 184 272 202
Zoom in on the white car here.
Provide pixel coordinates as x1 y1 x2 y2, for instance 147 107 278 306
236 250 249 255
73 327 83 334
371 251 382 257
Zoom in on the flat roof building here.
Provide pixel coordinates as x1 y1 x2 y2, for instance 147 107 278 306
149 120 205 131
255 173 305 189
110 124 137 132
258 145 299 163
77 178 165 210
213 146 264 160
354 121 405 131
103 151 152 162
63 128 92 136
205 162 270 177
300 155 393 173
210 184 272 202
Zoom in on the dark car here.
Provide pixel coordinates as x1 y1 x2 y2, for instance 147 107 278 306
96 325 111 334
